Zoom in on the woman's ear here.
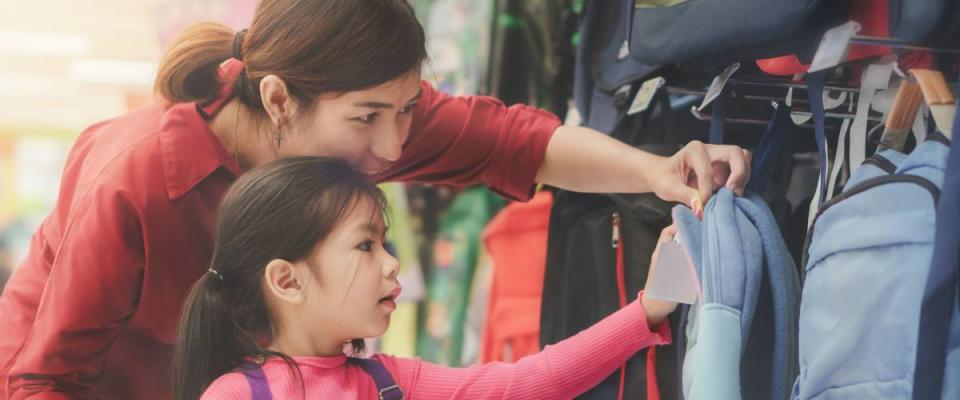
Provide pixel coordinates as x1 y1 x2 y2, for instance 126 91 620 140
259 75 299 127
263 259 305 305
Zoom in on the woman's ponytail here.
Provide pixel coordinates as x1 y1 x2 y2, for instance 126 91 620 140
154 22 235 104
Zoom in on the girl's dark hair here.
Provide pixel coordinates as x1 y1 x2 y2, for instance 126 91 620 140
172 157 388 400
154 0 427 108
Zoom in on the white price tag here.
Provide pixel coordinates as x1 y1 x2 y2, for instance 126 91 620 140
627 77 666 115
808 21 861 73
698 63 740 112
645 240 701 305
618 40 630 60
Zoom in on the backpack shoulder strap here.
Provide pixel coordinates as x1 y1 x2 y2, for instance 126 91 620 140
241 358 404 400
241 363 274 400
348 357 405 400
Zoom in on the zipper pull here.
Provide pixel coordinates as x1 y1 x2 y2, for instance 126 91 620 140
612 213 621 248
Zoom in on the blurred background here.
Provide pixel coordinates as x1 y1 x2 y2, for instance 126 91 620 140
0 0 257 275
0 0 497 276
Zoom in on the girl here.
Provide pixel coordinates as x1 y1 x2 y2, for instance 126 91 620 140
174 157 678 400
0 0 740 398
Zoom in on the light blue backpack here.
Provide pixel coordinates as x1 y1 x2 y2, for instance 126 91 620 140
668 95 801 400
793 131 951 400
673 188 801 400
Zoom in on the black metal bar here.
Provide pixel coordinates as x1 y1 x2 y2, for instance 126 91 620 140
728 79 861 93
849 35 960 54
667 86 881 122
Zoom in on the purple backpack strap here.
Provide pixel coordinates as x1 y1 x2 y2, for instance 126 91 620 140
240 358 402 400
241 363 274 400
347 357 404 400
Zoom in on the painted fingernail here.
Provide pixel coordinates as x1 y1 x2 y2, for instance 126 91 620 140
690 194 704 219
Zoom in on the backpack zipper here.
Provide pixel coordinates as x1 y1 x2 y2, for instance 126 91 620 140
612 212 621 248
612 211 627 400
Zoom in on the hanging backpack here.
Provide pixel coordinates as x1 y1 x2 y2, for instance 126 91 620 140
794 82 952 400
480 191 553 363
672 187 801 400
669 101 802 400
888 0 960 47
756 0 891 76
539 177 678 400
625 0 849 67
542 74 692 398
756 0 939 77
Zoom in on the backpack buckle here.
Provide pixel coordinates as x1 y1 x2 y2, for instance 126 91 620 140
379 384 404 400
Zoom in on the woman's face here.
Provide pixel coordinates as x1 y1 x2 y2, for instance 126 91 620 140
282 70 423 175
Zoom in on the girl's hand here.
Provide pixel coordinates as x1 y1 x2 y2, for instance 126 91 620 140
641 225 679 326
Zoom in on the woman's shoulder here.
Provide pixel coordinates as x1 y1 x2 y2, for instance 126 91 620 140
63 99 225 207
66 103 168 188
73 102 167 156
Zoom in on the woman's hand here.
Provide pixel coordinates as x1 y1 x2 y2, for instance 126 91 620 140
641 225 680 327
647 141 752 208
537 127 753 200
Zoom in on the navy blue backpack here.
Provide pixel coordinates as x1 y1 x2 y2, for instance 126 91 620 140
625 0 849 67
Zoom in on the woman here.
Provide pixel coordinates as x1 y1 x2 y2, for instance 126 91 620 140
0 0 749 399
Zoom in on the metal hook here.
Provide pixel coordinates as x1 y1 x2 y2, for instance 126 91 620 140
690 105 710 121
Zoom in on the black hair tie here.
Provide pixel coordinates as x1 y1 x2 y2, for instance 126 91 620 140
232 29 247 61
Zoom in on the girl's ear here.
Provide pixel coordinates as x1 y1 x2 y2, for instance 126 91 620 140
263 259 305 304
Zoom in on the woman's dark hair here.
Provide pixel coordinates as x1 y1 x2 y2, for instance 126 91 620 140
172 157 388 400
154 0 427 109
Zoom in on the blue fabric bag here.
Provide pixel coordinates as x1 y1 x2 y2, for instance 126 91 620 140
794 129 951 399
626 0 848 67
673 188 801 400
888 0 960 47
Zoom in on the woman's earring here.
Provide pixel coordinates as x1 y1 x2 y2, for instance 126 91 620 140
275 122 284 149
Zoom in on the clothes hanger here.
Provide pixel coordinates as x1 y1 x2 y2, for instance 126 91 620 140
877 77 924 152
910 69 955 140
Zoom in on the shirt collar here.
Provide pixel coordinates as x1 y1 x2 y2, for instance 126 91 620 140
279 354 349 369
158 60 245 200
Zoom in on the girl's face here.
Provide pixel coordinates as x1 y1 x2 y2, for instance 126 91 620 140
282 70 422 175
299 196 401 342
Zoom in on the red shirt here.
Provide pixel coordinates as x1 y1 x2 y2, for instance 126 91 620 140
0 61 559 400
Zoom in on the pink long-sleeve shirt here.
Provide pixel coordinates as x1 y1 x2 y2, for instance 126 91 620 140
200 296 671 400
